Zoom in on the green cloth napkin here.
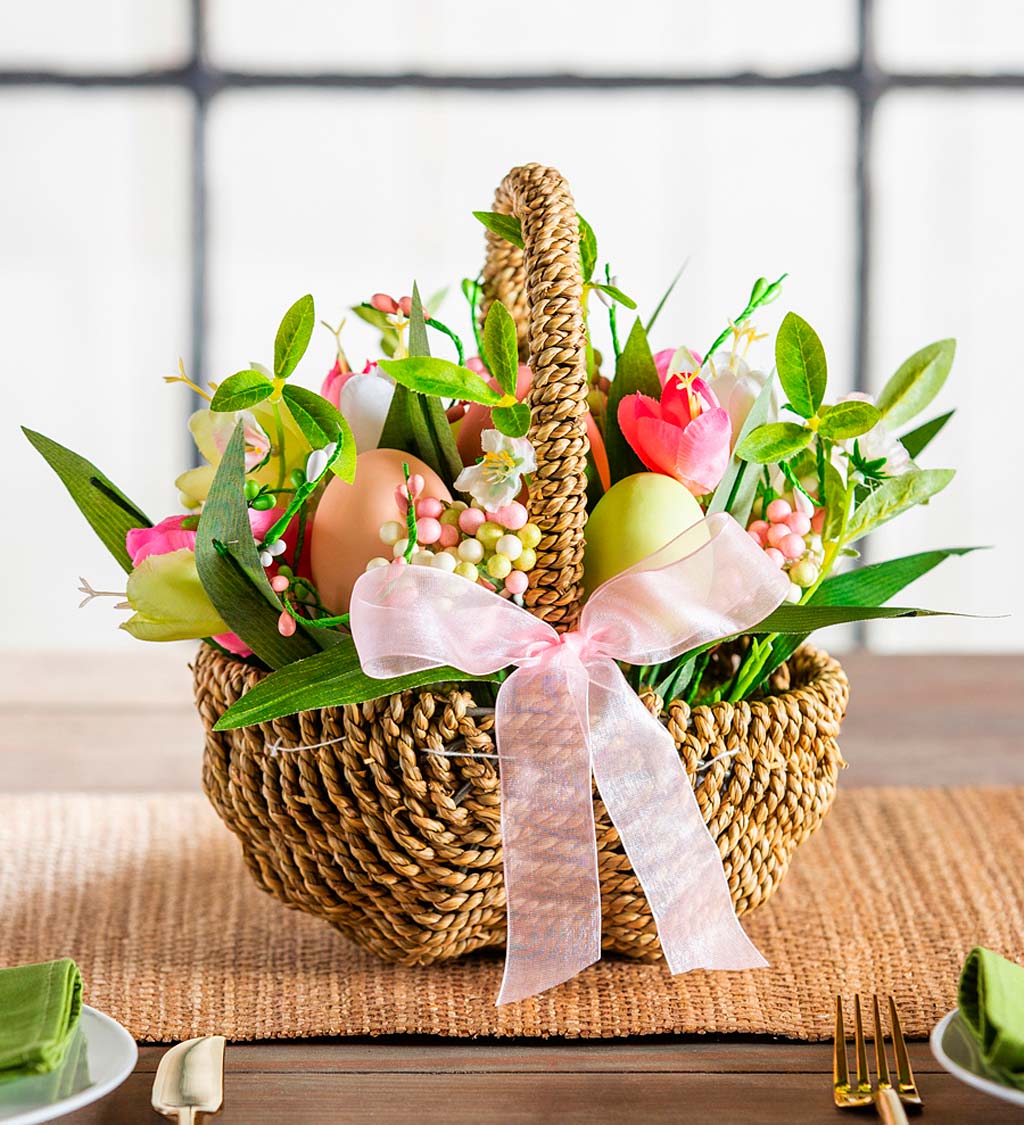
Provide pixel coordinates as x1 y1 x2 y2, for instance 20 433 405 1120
959 946 1024 1090
0 959 83 1083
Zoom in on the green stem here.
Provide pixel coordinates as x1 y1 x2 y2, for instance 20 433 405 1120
605 264 621 360
427 317 465 365
272 403 287 492
702 272 787 363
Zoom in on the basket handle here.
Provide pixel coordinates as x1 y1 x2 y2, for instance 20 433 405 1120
479 164 589 632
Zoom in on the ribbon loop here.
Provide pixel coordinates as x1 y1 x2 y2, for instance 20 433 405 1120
350 513 789 1004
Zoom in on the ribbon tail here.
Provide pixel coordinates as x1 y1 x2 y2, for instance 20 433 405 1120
494 656 602 1005
587 657 767 973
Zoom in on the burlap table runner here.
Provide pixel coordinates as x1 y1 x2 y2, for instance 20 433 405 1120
1 789 1021 1042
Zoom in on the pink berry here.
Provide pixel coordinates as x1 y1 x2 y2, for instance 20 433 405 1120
277 610 296 637
459 508 486 535
504 570 529 596
764 547 786 568
439 523 459 548
398 296 412 317
748 528 765 547
766 499 792 523
747 519 770 536
785 511 811 536
270 574 289 593
780 533 806 560
416 497 443 519
417 517 442 545
811 508 826 534
491 501 529 530
370 292 399 315
766 523 790 548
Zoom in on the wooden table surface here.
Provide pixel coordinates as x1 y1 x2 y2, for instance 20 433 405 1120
2 650 1022 1124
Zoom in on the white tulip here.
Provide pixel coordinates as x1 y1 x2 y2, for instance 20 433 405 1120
338 367 396 453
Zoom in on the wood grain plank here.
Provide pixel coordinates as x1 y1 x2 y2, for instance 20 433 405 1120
61 1068 1023 1124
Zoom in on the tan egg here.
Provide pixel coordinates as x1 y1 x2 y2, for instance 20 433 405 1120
310 447 451 614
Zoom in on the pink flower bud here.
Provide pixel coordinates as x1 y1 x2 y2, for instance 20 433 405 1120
270 574 289 593
277 610 296 637
398 296 412 317
371 293 399 315
407 473 425 501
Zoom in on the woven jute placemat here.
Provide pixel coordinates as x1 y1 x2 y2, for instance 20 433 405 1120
1 788 1021 1042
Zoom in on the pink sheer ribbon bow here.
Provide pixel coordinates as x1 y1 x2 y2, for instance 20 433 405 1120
350 512 790 1005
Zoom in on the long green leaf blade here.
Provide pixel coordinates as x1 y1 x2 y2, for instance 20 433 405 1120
846 468 955 542
194 424 321 667
23 427 151 573
605 318 662 484
214 637 504 729
708 375 775 521
472 211 524 249
900 410 954 459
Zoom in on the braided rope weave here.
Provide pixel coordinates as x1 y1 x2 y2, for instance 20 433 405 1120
197 643 848 964
196 164 850 965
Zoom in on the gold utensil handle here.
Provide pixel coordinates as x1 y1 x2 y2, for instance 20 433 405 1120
876 1086 909 1125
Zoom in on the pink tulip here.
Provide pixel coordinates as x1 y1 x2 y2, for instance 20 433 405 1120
617 374 732 497
321 357 357 409
654 346 702 388
125 508 303 656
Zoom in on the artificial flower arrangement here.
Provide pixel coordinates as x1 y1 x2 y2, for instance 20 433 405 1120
25 164 974 1001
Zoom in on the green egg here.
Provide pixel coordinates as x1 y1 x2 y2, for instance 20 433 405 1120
583 473 705 596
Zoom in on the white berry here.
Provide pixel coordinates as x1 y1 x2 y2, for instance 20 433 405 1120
365 556 389 570
457 539 484 563
431 551 458 573
412 550 435 567
495 534 523 561
379 520 404 546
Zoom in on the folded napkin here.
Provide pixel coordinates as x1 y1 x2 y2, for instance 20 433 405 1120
959 946 1024 1090
0 959 83 1083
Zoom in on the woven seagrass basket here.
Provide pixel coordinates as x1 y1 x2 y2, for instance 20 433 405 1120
195 163 850 966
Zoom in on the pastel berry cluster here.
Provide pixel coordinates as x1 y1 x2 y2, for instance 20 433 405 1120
747 497 826 603
365 474 540 599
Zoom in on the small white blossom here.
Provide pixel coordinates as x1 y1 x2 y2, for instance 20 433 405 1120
454 429 537 511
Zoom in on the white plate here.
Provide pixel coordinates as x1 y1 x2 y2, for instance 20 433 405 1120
930 1008 1024 1108
0 1006 137 1125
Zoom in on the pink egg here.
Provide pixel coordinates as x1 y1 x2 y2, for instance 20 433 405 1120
780 533 806 560
766 523 790 548
310 448 451 614
785 511 812 536
417 517 442 545
766 499 792 523
459 508 486 535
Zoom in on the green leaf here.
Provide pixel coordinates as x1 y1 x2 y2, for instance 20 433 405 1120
708 376 775 521
755 602 960 633
605 318 662 483
754 546 981 685
822 457 849 542
775 312 827 418
473 211 524 249
646 261 687 333
408 282 430 358
735 422 812 464
483 299 519 396
274 294 315 380
591 283 637 310
377 356 503 405
492 402 531 438
22 427 151 573
280 384 356 483
213 636 505 730
846 468 956 542
377 295 463 489
194 424 321 668
899 409 954 460
209 369 273 413
578 214 597 282
877 339 955 428
817 400 881 440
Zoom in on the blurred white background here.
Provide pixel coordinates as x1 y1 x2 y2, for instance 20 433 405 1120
2 0 1020 653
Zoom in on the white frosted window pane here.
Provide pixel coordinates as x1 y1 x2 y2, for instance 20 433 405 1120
0 1 188 69
5 92 192 651
207 0 855 74
876 1 1024 72
208 89 855 389
867 92 1022 652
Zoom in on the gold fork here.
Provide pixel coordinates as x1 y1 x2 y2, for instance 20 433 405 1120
834 995 922 1120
